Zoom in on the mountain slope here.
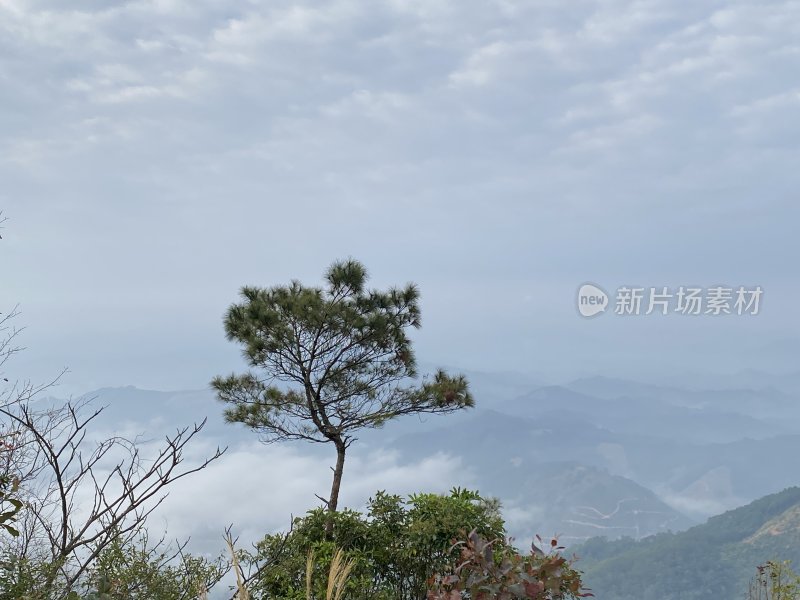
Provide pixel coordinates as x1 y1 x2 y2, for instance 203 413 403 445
389 410 694 542
496 462 694 545
573 487 800 600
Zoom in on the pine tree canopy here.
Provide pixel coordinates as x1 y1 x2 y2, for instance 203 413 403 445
211 259 474 449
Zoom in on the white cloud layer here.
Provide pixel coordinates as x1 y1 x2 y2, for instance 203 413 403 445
149 440 474 556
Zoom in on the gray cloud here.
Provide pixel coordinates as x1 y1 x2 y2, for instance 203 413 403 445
1 0 798 392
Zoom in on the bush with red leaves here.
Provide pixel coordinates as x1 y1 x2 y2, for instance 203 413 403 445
427 530 593 600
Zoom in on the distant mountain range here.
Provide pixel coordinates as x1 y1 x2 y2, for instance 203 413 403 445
52 368 800 550
573 486 800 600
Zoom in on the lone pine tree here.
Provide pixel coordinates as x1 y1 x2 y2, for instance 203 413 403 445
212 259 473 533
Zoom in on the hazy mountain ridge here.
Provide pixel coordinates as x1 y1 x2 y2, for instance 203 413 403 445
59 370 800 552
499 385 790 443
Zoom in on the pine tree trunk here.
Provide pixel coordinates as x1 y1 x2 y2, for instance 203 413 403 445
325 441 346 537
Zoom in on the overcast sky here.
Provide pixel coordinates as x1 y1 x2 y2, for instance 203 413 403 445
2 0 799 395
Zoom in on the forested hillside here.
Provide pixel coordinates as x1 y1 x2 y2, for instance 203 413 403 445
575 487 800 600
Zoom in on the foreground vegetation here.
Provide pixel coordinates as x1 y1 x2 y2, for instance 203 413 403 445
0 425 590 599
241 488 587 600
748 561 800 600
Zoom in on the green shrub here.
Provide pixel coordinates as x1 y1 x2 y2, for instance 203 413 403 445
247 488 506 600
81 533 226 600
